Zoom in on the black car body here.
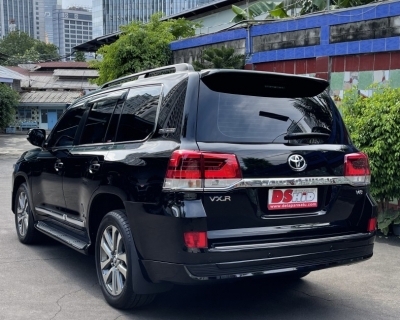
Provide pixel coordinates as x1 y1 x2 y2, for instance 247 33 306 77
11 64 377 309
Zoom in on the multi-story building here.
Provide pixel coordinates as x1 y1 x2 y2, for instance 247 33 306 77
44 0 61 45
53 6 92 61
92 0 218 38
0 0 45 40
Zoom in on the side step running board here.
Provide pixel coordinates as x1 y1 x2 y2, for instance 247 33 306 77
35 221 89 252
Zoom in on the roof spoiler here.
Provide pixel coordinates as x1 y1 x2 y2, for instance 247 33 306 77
201 70 329 98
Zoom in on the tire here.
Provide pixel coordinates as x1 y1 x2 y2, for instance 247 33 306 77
14 183 40 244
95 210 156 309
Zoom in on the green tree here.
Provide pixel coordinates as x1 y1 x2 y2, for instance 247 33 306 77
0 31 60 65
341 86 400 212
74 51 86 62
231 1 289 22
0 84 19 130
231 0 374 21
90 14 199 85
192 46 245 70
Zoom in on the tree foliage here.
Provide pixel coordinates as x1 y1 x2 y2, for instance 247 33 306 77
192 46 245 70
0 84 19 130
74 51 86 62
231 2 288 22
231 0 374 22
0 31 60 65
90 14 199 85
341 86 400 212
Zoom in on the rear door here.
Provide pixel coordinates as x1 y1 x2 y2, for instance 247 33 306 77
195 71 370 244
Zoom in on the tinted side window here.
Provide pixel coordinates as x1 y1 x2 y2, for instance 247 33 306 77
80 90 127 145
156 79 187 141
116 85 162 142
47 105 86 147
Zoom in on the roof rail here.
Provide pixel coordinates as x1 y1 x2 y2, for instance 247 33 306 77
101 63 195 89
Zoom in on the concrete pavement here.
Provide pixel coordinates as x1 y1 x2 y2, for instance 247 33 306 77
1 134 400 320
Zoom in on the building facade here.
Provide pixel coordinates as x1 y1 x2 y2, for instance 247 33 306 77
53 7 93 61
92 0 221 38
171 1 400 101
6 62 98 130
0 0 45 40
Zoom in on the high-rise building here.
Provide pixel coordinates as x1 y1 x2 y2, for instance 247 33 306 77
92 0 216 38
44 0 62 45
53 6 92 60
0 0 45 41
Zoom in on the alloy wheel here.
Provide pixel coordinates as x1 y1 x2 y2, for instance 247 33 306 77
16 192 29 237
100 225 128 296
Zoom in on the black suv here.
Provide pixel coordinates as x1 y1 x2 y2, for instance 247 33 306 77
12 64 377 309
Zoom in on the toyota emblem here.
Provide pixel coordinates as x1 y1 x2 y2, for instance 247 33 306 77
288 154 307 171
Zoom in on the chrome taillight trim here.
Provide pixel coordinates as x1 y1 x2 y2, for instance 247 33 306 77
162 175 370 192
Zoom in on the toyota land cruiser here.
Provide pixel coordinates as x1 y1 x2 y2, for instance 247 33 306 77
11 63 377 309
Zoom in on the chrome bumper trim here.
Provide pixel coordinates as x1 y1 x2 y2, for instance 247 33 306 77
208 233 372 252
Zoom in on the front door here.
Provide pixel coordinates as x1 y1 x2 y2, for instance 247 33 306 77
32 104 87 223
47 111 57 130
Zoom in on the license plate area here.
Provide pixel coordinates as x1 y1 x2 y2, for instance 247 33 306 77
268 188 318 210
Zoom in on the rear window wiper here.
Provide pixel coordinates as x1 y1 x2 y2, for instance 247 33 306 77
284 133 330 140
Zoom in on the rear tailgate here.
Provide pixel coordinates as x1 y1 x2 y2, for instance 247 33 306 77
196 71 371 247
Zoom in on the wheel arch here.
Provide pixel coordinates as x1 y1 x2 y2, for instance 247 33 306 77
12 173 29 214
87 190 127 246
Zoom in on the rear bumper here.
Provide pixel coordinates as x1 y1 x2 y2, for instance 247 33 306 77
141 233 375 284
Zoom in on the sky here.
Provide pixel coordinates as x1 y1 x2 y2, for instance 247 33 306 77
62 0 92 8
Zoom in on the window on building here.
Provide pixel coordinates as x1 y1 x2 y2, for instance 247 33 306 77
18 108 32 119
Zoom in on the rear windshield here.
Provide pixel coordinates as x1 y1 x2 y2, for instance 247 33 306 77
196 80 350 144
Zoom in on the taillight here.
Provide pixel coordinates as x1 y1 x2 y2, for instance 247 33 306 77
184 231 208 248
164 150 242 190
367 217 377 232
344 152 371 185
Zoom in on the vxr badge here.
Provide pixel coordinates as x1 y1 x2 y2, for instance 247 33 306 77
209 196 231 202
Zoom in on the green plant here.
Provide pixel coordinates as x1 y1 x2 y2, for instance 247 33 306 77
377 210 400 236
341 86 400 213
90 13 199 85
0 84 19 130
192 46 245 70
231 1 288 22
74 51 86 62
0 31 60 65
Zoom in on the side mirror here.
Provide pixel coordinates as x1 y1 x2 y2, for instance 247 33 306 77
27 128 46 147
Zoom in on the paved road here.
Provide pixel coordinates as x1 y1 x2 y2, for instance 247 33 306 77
1 134 400 320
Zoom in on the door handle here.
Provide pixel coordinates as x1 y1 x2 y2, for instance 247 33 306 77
89 163 100 174
54 161 63 171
